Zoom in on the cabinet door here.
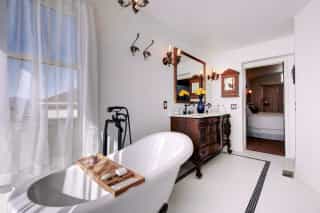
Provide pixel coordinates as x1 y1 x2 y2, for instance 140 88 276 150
199 119 209 146
199 143 221 159
208 118 218 144
171 118 186 133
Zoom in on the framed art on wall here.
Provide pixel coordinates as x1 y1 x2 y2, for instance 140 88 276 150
221 69 239 97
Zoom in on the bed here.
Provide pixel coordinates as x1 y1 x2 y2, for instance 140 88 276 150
247 111 285 141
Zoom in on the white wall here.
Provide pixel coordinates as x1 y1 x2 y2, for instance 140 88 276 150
90 0 297 158
295 0 320 193
91 1 205 142
204 36 294 154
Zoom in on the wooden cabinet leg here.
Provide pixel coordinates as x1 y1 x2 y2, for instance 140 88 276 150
196 166 202 179
159 203 168 213
227 143 232 154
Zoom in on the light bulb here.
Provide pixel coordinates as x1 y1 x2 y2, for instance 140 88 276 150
177 49 182 56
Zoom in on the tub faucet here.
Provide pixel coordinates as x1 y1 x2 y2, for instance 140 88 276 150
103 106 132 155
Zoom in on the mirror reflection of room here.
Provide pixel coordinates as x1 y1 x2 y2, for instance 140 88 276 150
175 50 205 103
246 64 285 156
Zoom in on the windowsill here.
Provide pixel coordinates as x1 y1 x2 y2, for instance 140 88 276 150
48 109 78 120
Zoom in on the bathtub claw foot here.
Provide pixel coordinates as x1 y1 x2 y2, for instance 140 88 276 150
159 203 168 213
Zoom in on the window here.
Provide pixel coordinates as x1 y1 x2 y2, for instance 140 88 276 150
7 0 78 120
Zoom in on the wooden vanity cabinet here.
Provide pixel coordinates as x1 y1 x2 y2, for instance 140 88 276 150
171 114 232 178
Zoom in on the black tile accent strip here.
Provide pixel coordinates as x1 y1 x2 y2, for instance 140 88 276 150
245 161 270 213
176 152 271 213
225 152 267 162
224 152 271 213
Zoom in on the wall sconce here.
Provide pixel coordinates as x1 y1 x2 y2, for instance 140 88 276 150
199 70 204 78
143 40 154 60
207 68 220 81
162 45 173 66
118 0 149 14
176 48 182 64
162 46 181 66
130 33 140 56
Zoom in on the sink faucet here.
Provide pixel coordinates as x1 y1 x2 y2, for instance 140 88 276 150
183 104 192 115
205 103 212 114
182 103 196 115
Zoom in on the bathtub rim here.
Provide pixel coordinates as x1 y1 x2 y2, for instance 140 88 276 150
8 131 194 210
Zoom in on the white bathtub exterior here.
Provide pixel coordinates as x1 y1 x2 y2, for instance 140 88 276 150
7 132 193 213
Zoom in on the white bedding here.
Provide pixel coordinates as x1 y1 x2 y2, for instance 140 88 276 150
247 112 285 141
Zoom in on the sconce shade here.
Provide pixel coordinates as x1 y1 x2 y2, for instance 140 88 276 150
162 47 181 67
208 69 220 81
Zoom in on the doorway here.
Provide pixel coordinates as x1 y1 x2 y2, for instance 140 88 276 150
245 64 285 156
242 55 296 159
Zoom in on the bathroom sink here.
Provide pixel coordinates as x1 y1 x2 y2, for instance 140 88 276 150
170 113 226 119
27 166 109 207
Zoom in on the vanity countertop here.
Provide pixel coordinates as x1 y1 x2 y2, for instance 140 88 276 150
170 112 228 119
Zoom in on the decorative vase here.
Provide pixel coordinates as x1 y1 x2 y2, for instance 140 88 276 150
197 95 205 114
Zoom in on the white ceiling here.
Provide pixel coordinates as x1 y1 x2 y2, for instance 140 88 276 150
144 0 310 51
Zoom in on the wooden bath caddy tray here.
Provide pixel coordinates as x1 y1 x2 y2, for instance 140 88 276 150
77 153 145 197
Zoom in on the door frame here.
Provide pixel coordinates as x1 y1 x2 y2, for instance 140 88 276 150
241 55 296 159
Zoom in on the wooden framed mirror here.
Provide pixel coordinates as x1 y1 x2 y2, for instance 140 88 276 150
173 48 206 103
221 69 239 97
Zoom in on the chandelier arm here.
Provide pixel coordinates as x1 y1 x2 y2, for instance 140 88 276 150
118 0 149 13
118 0 132 8
136 0 149 7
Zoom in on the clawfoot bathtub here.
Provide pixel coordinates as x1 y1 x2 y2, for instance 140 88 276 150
8 132 193 213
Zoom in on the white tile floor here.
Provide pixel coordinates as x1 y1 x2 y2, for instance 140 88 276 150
169 151 320 213
169 154 265 213
0 193 7 213
1 151 320 213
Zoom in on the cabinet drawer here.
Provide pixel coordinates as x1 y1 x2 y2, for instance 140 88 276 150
199 144 221 160
199 147 210 159
199 119 209 127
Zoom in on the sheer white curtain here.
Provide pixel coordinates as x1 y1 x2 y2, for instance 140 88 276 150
0 0 99 187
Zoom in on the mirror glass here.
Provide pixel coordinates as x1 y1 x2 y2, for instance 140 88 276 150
224 77 235 91
175 50 206 103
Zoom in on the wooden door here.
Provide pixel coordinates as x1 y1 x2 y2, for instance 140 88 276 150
262 84 284 113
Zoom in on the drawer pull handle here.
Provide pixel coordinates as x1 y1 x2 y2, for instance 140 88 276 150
200 150 208 157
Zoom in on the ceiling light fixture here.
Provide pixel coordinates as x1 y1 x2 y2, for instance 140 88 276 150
118 0 149 14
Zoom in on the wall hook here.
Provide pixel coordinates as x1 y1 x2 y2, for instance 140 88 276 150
130 33 141 56
143 40 154 60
